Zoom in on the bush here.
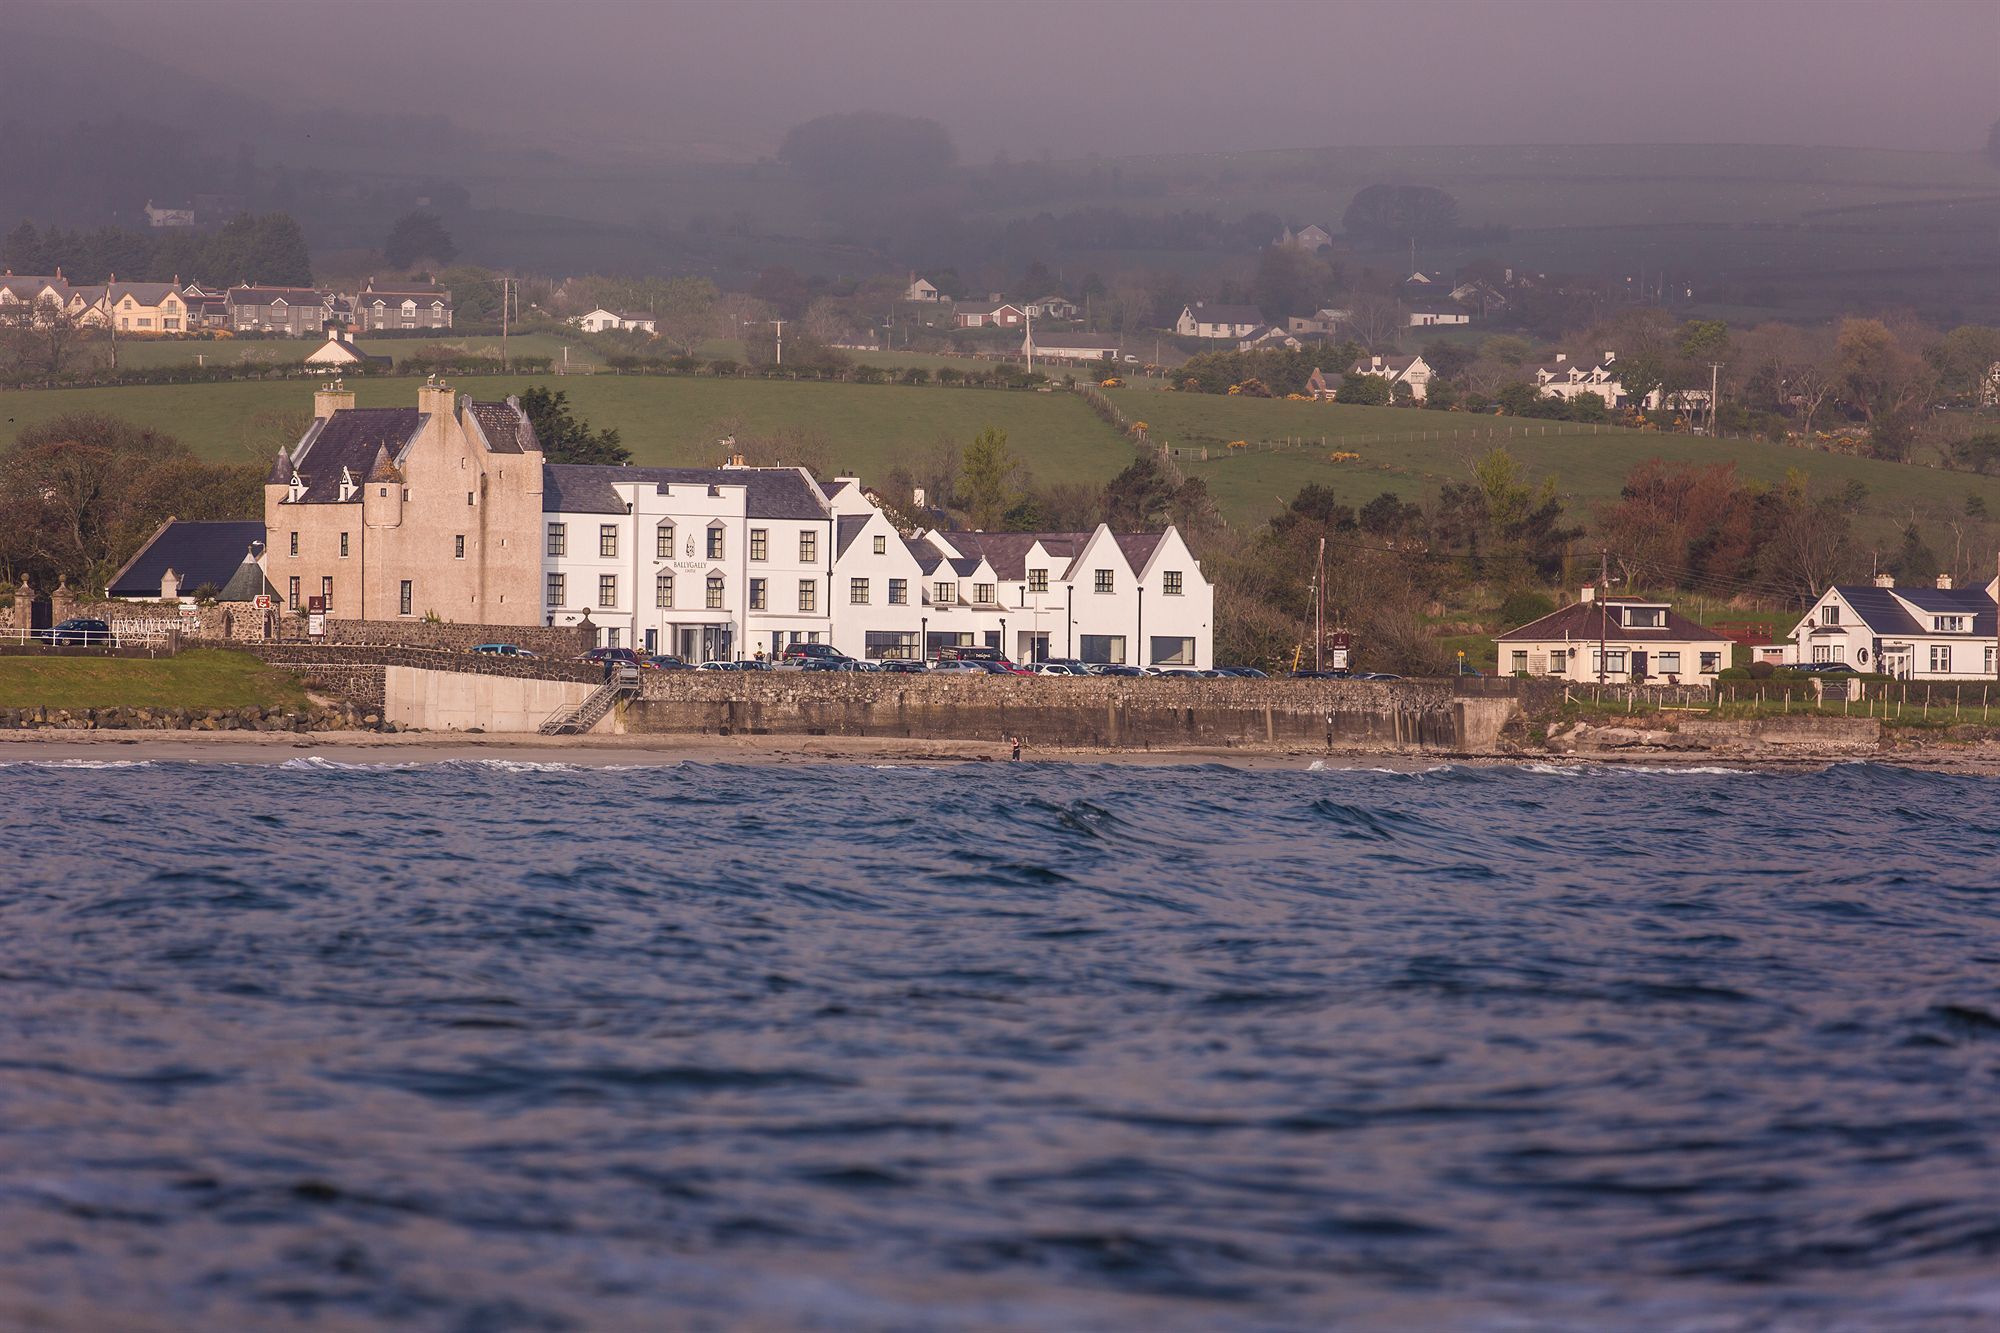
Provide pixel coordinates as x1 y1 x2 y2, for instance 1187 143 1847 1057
1746 661 1776 679
1717 666 1751 681
1498 589 1555 627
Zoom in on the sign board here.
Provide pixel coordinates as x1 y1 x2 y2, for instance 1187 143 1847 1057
308 596 326 613
253 594 273 611
1327 630 1352 671
1329 647 1350 670
308 612 326 637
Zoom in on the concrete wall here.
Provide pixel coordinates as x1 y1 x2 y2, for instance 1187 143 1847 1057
627 673 1515 753
382 666 597 732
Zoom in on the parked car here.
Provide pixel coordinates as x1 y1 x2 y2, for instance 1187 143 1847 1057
647 655 692 671
1093 665 1145 677
41 617 112 646
1791 662 1855 674
737 659 774 672
472 642 537 658
1216 666 1269 679
695 660 739 672
778 642 845 667
932 645 1021 670
931 659 992 675
879 659 928 674
582 647 645 666
798 657 860 672
1354 672 1405 681
1032 662 1087 676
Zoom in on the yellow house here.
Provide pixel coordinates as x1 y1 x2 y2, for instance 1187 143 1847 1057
104 281 190 334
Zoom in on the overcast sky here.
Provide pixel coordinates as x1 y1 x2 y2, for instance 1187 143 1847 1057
68 0 2000 160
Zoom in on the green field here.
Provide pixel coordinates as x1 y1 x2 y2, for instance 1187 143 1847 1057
104 333 594 370
1107 386 2000 541
0 649 308 711
0 375 1136 486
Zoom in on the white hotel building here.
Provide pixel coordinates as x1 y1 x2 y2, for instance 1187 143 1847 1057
538 462 1212 667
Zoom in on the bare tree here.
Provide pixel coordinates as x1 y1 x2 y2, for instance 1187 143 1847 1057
1341 294 1406 353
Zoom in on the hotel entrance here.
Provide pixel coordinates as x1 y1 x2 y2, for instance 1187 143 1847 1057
672 624 734 663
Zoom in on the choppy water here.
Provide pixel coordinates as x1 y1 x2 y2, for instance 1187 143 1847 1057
2 758 1998 1331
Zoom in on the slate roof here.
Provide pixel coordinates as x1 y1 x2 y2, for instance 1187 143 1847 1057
108 521 267 599
466 399 538 455
1028 334 1120 351
230 285 330 307
287 407 423 502
1495 600 1727 643
1834 585 1996 637
108 282 179 304
1114 533 1166 570
836 514 871 557
939 530 1165 581
542 465 826 519
1186 303 1263 325
904 537 946 574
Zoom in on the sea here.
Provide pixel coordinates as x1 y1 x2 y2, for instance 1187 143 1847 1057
1 756 1997 1332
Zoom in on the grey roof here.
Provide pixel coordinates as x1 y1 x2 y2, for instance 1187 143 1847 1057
218 556 274 603
1495 600 1726 644
1836 585 1995 637
109 521 266 598
466 399 538 455
288 408 423 503
904 537 946 574
542 465 827 519
108 282 179 303
1187 303 1263 325
836 514 870 557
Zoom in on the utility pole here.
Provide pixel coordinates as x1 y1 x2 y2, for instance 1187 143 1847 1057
1708 361 1722 437
500 276 510 371
1315 536 1326 672
1598 548 1610 684
770 319 784 367
1024 304 1033 374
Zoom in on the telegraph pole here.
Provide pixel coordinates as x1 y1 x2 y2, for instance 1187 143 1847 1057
500 276 510 371
1598 549 1610 683
771 319 784 367
1708 361 1722 437
1024 304 1033 374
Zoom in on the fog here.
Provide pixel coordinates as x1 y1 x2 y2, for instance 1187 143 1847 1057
48 0 2000 160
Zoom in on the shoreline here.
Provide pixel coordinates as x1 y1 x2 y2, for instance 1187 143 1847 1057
3 728 2000 774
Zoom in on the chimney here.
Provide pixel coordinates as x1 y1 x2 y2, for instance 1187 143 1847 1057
314 378 355 418
416 374 457 420
1874 573 1894 588
1603 350 1616 364
1554 352 1567 363
1936 573 1953 590
1580 585 1596 603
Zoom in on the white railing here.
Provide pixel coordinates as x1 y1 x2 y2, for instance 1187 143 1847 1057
0 626 179 649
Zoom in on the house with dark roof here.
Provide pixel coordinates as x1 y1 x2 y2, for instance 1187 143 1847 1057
304 328 392 370
1786 573 2000 679
1495 592 1733 683
953 300 1025 329
1174 302 1264 340
354 279 453 332
266 379 544 625
1348 353 1433 402
108 520 270 602
229 285 337 336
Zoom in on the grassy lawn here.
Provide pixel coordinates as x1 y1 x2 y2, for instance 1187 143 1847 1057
0 649 309 712
104 333 588 370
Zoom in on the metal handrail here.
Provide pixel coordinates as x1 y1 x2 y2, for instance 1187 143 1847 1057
0 626 176 649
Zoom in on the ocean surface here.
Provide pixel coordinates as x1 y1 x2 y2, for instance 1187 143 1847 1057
1 757 1998 1331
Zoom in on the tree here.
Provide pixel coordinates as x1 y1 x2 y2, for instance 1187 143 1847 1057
0 296 95 379
1420 338 1475 384
654 276 721 356
1930 324 2000 402
777 112 958 189
1337 374 1392 405
384 211 457 269
517 386 629 466
1988 116 2000 169
1101 455 1177 529
1340 184 1460 245
1251 245 1329 321
959 427 1022 530
2 221 45 272
1342 294 1406 353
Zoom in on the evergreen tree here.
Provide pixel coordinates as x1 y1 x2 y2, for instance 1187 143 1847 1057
517 386 630 466
384 212 457 269
2 221 44 272
959 427 1022 530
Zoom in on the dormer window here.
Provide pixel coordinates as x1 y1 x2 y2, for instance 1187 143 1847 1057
1934 615 1966 633
288 472 304 503
337 467 357 502
1621 606 1666 628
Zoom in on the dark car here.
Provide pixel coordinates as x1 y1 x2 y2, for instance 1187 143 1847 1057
798 657 861 672
1354 672 1405 681
880 659 928 674
472 642 537 659
42 617 112 646
647 655 692 671
1093 664 1145 677
1791 661 1854 674
781 642 844 662
581 647 647 678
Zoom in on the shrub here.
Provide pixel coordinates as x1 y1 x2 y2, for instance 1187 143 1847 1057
1717 667 1751 681
1498 589 1555 626
1746 661 1776 679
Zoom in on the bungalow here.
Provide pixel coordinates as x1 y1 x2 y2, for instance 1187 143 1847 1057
1347 353 1433 402
1025 294 1078 320
1304 367 1343 401
571 308 658 334
304 328 391 371
904 276 941 303
1023 331 1122 363
1496 591 1733 684
1238 325 1304 351
954 301 1025 329
108 520 271 603
1406 299 1470 328
1785 573 1998 680
1174 302 1263 340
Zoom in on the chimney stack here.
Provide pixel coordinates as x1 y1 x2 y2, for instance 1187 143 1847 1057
1936 573 1953 590
1580 585 1596 603
314 378 355 418
1874 573 1895 588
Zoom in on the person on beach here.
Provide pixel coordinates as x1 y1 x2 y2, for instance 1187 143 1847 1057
1011 736 1022 762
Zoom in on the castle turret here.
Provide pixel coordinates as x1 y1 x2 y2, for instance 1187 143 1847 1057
363 444 404 529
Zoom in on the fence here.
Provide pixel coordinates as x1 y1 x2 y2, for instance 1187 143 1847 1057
1162 422 1624 464
0 625 178 651
1560 677 2000 725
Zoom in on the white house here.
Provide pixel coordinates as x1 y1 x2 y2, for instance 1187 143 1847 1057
1786 574 1998 679
1406 299 1470 328
914 526 1213 669
1024 331 1122 364
1025 294 1079 320
954 301 1025 329
571 308 657 334
1238 325 1304 351
303 330 391 371
1495 591 1734 684
1274 224 1334 252
1174 303 1263 340
1531 352 1625 405
1348 353 1433 402
904 276 941 303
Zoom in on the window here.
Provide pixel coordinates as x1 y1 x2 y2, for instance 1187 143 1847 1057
1931 644 1952 673
547 523 566 557
599 525 618 558
1079 634 1127 665
1934 615 1966 633
1591 649 1628 675
889 578 908 605
1094 569 1114 594
598 575 617 608
934 581 957 604
656 572 674 608
799 580 818 613
655 523 675 559
749 529 767 561
706 574 724 610
399 581 412 616
321 576 333 611
865 630 918 660
288 531 299 557
455 535 466 560
339 532 349 558
749 578 767 611
546 573 565 606
1622 606 1666 628
849 577 869 605
800 531 817 563
1163 570 1184 596
1823 603 1840 626
1027 569 1048 593
287 576 299 610
1656 651 1682 675
1511 650 1528 673
973 583 995 604
1700 651 1723 673
873 535 887 556
707 526 725 560
467 492 475 506
1149 636 1194 666
1987 646 1997 675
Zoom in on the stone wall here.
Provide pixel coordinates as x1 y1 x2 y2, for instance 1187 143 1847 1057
628 673 1505 752
303 617 597 658
71 597 274 644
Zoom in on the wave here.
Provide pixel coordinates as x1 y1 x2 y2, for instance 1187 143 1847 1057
0 758 154 769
